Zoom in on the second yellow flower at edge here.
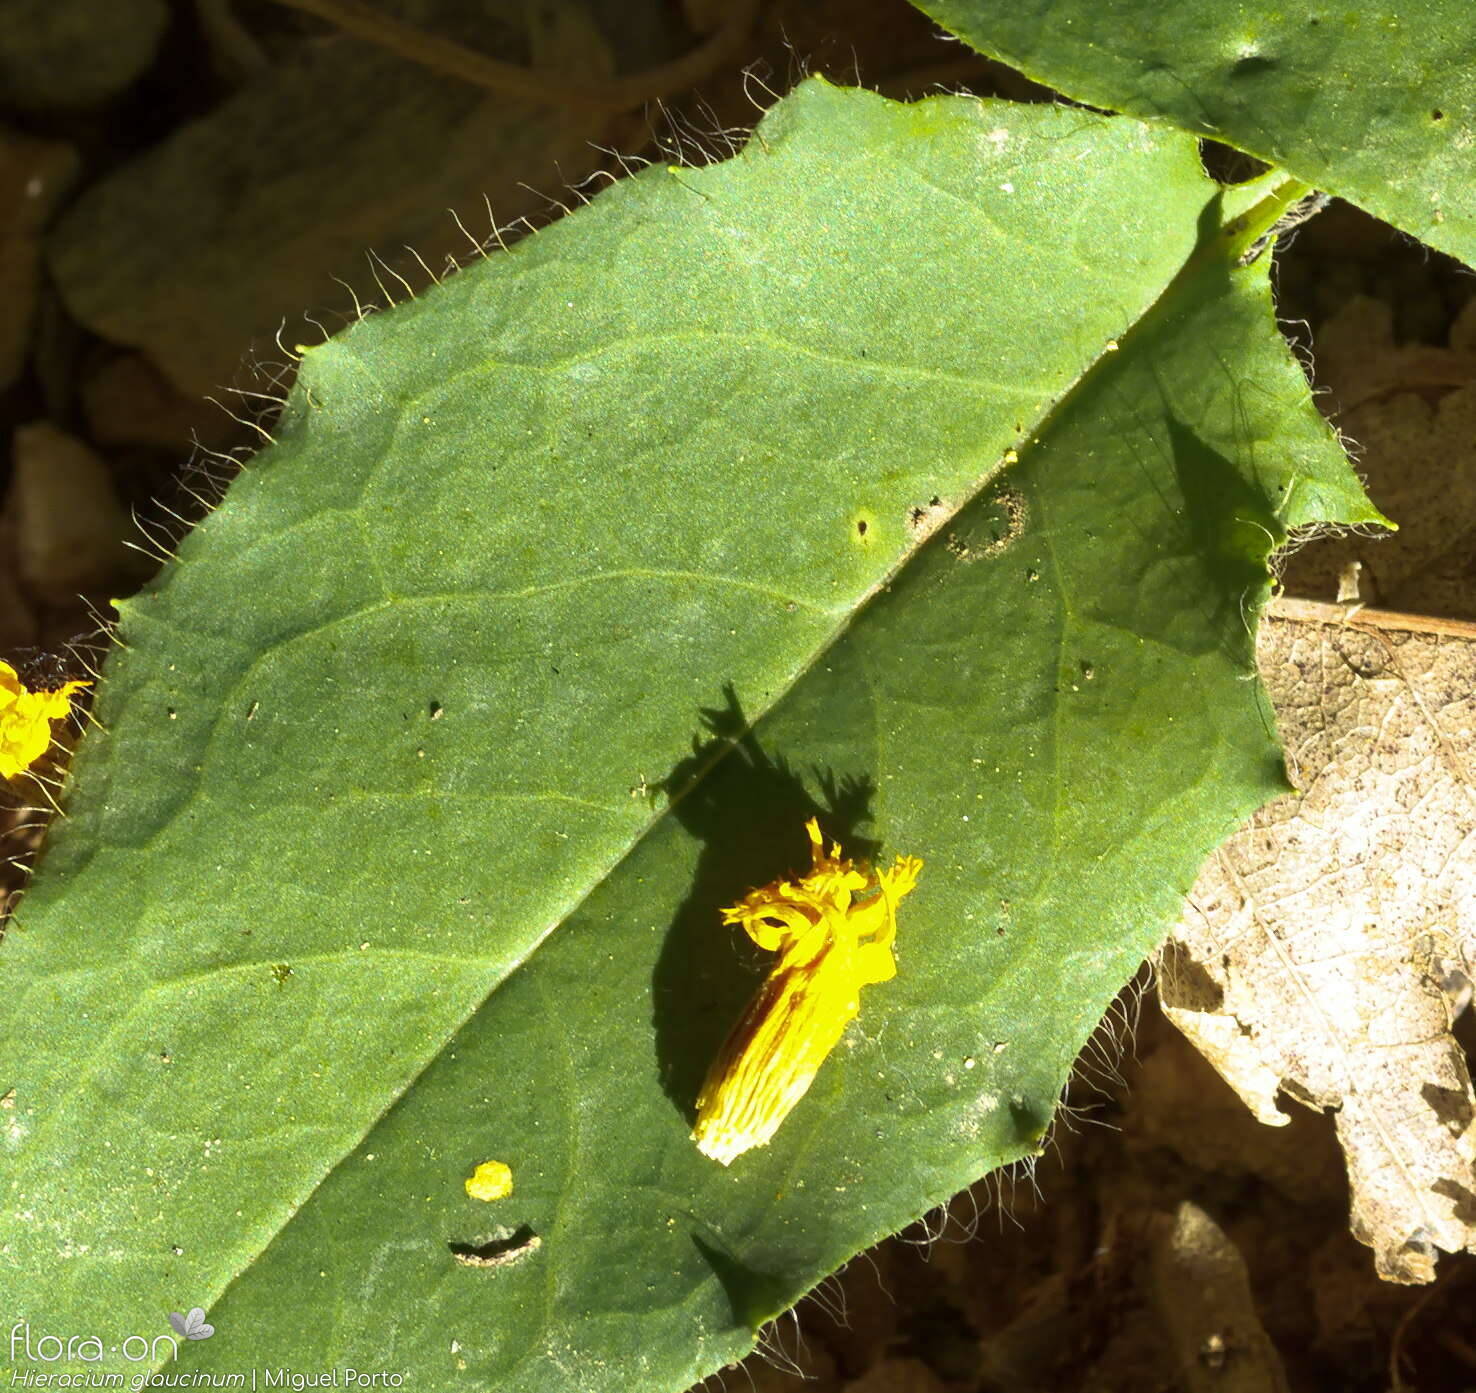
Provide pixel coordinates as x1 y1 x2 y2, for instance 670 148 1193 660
0 661 89 780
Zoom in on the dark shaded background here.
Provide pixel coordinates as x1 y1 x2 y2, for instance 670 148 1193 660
2 2 1473 1389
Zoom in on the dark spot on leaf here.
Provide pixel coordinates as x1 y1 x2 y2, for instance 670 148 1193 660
856 519 868 537
1432 108 1445 122
907 497 949 539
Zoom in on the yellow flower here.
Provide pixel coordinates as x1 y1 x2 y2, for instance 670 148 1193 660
464 1159 513 1201
692 818 922 1166
0 661 89 780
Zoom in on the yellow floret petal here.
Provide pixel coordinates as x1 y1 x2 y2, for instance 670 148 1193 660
881 854 924 900
0 662 90 780
804 816 824 856
464 1159 514 1202
692 820 923 1165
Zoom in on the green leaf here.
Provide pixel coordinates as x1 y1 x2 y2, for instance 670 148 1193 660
1 80 1378 1387
915 0 1476 268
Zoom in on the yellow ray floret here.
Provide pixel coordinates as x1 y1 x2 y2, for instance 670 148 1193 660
692 818 923 1166
0 661 89 780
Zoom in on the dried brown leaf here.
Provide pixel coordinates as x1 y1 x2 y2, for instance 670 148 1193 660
1160 611 1476 1284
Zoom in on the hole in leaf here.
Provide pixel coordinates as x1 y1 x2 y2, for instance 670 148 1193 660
450 1226 541 1269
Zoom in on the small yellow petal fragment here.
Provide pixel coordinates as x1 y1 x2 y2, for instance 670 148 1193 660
692 818 923 1166
464 1160 513 1202
0 661 89 780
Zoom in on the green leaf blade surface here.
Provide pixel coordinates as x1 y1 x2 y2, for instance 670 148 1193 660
917 0 1476 267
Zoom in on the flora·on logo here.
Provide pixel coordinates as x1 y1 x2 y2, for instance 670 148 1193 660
167 1307 215 1341
9 1320 177 1362
9 1321 103 1363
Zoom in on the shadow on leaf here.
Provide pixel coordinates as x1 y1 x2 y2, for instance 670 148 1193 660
651 684 876 1131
